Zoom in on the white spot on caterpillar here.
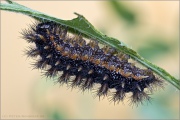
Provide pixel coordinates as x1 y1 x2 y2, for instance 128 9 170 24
122 82 125 88
88 69 94 74
103 74 109 80
136 84 142 91
46 54 52 58
44 46 49 50
55 61 60 66
46 65 52 69
66 64 71 70
78 66 82 72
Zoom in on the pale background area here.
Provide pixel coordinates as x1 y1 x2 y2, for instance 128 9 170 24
1 1 179 119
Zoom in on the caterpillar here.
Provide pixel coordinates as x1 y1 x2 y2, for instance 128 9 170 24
22 21 163 105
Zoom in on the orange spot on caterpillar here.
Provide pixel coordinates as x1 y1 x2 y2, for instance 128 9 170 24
56 45 63 51
70 54 78 60
81 55 89 61
46 29 50 35
50 35 54 41
38 34 46 42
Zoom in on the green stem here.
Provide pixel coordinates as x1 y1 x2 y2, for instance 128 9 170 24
1 0 179 90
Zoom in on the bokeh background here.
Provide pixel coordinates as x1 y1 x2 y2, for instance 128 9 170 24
1 1 179 119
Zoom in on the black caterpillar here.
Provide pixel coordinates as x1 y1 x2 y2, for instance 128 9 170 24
22 21 163 105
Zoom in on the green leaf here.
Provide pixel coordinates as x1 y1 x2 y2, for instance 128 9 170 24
0 0 179 90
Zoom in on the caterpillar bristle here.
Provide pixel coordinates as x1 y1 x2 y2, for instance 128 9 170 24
21 30 36 43
81 77 94 91
58 72 70 84
111 89 126 104
22 21 164 106
70 75 83 89
96 83 109 98
45 67 58 78
129 91 151 106
32 59 48 70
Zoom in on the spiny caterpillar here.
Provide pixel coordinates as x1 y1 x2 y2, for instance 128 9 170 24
22 21 163 105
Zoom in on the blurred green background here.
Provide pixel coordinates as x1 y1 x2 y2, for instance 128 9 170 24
1 1 179 119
